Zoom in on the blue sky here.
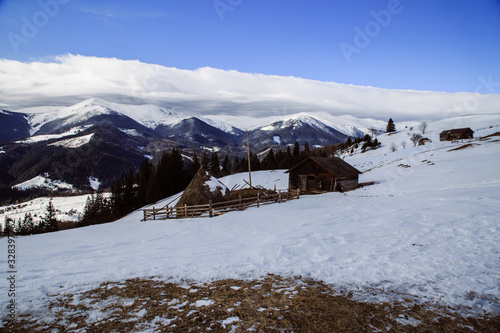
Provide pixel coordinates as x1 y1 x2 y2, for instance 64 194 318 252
1 0 499 93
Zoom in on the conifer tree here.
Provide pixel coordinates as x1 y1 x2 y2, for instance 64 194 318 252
210 152 220 176
232 156 240 173
145 169 161 204
187 153 201 181
262 149 277 170
3 217 14 237
386 118 396 133
42 199 58 232
292 142 300 164
201 151 210 170
137 159 153 206
221 155 232 175
19 214 35 235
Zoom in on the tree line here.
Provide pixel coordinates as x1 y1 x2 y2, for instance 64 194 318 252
1 199 58 236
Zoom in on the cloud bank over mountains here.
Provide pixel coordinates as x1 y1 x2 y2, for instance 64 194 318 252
1 54 499 121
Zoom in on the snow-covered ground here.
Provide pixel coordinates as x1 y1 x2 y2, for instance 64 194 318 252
0 116 499 324
11 174 75 193
0 194 90 224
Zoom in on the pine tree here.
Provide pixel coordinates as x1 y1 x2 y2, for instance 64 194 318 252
221 155 232 175
21 213 34 235
292 142 300 165
145 169 161 204
386 118 396 133
42 199 58 232
250 153 261 171
16 218 22 235
262 149 277 170
3 217 14 237
210 152 220 176
201 151 210 170
232 156 240 173
137 159 153 206
187 153 201 182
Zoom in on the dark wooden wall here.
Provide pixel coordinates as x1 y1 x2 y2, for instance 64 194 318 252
288 162 359 192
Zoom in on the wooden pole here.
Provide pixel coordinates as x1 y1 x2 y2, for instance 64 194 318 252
209 200 213 218
246 130 252 187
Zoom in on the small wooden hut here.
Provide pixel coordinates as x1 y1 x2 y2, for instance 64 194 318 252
439 128 474 141
286 157 362 193
418 137 432 146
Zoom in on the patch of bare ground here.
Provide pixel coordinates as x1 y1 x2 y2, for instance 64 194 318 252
2 275 498 332
448 143 479 152
479 132 500 140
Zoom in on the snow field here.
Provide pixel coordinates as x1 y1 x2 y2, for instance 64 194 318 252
0 116 499 323
0 194 93 225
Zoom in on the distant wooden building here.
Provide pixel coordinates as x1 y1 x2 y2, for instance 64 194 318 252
418 137 432 146
439 128 474 141
286 157 362 193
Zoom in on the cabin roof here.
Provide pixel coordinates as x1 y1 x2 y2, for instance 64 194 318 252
286 157 362 177
440 128 474 135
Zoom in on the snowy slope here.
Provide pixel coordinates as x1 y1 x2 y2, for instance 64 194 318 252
0 194 89 224
0 119 499 323
11 174 75 192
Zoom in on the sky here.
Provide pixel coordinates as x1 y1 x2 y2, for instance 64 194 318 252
0 0 499 119
1 0 499 92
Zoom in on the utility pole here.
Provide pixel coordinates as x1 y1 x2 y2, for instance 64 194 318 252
246 130 252 187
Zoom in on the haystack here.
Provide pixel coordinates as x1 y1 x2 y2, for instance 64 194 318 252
175 168 232 207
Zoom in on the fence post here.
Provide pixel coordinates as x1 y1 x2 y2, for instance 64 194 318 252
166 205 169 219
209 200 213 218
278 192 282 203
297 189 300 199
239 193 242 210
153 206 156 220
257 193 260 208
143 210 146 221
184 204 187 218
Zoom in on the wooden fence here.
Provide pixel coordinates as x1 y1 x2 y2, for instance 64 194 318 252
142 189 300 221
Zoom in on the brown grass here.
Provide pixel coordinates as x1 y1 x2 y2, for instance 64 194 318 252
448 143 482 152
3 275 498 332
479 132 500 140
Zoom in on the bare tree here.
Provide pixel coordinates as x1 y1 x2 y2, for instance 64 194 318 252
410 133 422 146
391 143 397 152
401 141 406 149
419 122 428 134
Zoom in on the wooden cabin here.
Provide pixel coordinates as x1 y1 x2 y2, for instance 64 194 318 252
439 128 474 141
418 137 432 146
286 157 362 193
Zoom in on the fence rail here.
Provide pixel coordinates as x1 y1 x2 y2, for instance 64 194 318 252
142 189 300 221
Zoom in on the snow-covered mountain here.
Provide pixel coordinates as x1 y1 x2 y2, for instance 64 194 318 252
0 97 371 193
248 114 353 149
13 98 366 149
0 109 30 141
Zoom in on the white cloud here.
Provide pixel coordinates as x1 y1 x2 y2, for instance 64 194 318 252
0 54 499 121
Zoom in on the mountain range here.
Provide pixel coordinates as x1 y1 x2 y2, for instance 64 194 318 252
0 98 367 192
